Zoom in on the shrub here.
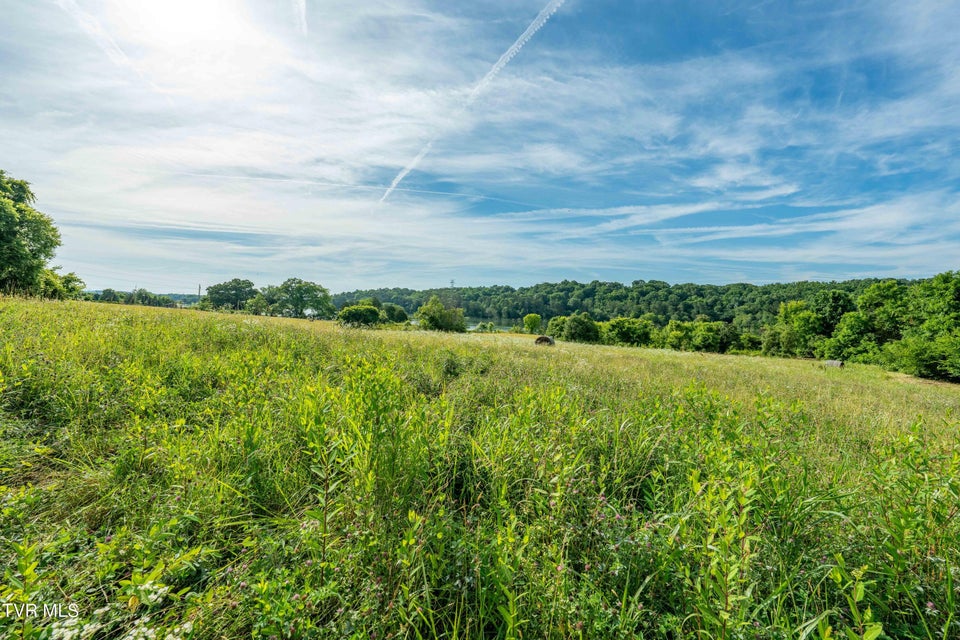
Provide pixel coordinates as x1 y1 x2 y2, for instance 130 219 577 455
562 312 600 343
338 304 382 328
415 296 466 332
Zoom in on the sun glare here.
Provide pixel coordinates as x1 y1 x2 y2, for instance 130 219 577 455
106 0 251 48
102 0 279 98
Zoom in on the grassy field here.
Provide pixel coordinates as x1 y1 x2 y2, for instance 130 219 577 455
1 299 958 639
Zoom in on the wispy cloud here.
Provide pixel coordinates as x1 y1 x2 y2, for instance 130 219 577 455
292 0 308 35
2 1 959 291
380 0 567 201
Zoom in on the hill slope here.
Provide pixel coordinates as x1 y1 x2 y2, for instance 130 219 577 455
1 299 958 639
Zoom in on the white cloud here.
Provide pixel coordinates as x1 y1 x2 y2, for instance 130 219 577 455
2 0 958 291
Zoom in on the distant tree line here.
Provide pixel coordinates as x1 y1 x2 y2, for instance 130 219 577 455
87 268 960 382
333 278 895 331
91 288 178 307
336 273 960 382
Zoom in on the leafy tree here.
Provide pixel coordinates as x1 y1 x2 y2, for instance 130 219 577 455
37 269 85 300
880 272 960 381
276 278 334 318
601 317 654 346
243 293 270 316
563 312 600 343
523 313 542 334
206 278 257 310
415 296 466 332
811 289 856 336
0 170 62 293
690 320 732 353
663 319 693 351
356 296 382 309
338 304 382 327
381 303 408 323
763 300 822 357
856 280 907 344
818 311 879 362
546 315 567 338
98 288 121 303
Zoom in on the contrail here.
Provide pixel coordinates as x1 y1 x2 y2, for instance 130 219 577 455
292 0 308 35
177 171 542 207
55 0 164 94
56 0 134 69
379 0 566 202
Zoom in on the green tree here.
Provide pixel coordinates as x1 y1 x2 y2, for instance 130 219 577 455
857 280 906 344
811 289 856 336
276 278 335 319
601 317 655 346
763 300 822 357
523 313 542 334
37 269 85 300
562 312 600 343
415 296 466 332
356 296 382 309
98 288 120 303
546 315 567 338
206 278 257 310
243 293 270 316
818 311 879 362
0 170 62 293
338 304 382 327
381 303 408 323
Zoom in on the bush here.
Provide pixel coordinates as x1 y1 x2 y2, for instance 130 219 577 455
382 303 408 323
415 296 466 332
601 317 655 346
523 313 542 334
562 312 600 343
338 304 382 328
546 315 567 338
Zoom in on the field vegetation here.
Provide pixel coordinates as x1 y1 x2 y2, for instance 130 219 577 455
1 298 959 639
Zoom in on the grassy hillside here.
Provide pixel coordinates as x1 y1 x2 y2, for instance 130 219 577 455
1 299 958 639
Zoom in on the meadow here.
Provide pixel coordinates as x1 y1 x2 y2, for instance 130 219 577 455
1 299 958 639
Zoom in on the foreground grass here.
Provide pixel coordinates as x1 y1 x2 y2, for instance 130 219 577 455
1 299 958 639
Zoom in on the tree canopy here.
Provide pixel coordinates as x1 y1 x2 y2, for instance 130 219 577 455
1 169 84 297
415 296 466 332
206 278 256 310
276 278 335 319
1 170 61 293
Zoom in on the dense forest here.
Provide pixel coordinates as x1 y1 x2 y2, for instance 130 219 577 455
331 274 960 382
333 278 898 330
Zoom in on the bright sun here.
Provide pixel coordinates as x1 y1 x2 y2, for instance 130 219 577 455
102 0 278 98
106 0 252 48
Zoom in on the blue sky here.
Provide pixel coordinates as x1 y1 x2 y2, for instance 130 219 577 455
1 0 958 293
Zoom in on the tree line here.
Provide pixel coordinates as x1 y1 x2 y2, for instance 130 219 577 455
334 275 960 382
333 278 894 332
2 167 957 381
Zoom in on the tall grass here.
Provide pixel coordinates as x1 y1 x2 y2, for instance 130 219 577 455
0 299 958 639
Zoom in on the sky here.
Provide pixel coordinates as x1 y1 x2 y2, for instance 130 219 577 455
1 0 959 294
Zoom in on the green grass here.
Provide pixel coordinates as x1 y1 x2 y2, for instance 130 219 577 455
1 298 958 639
